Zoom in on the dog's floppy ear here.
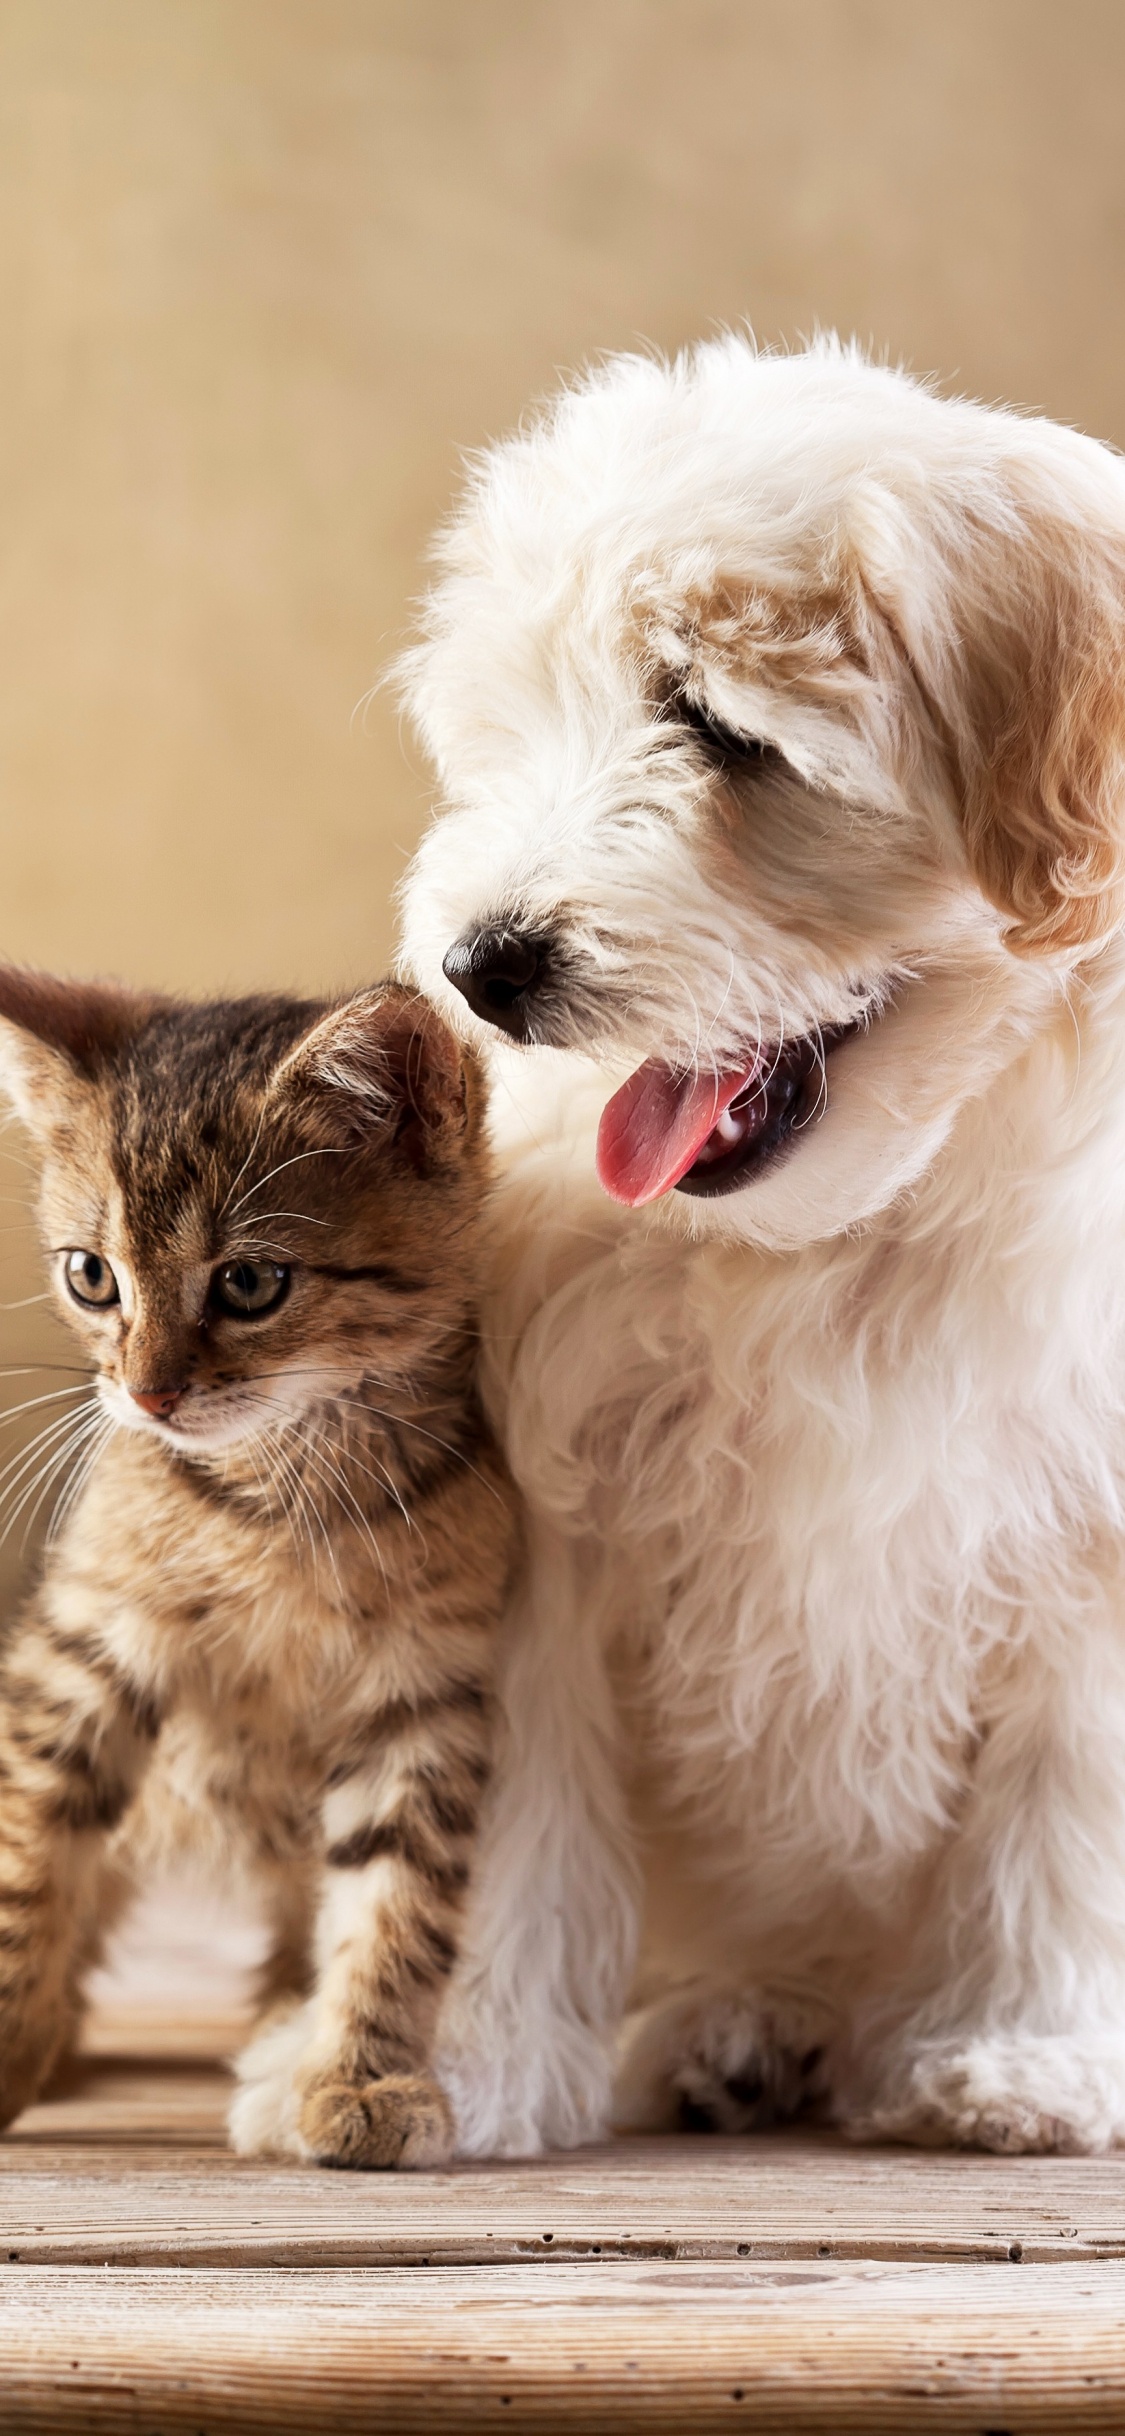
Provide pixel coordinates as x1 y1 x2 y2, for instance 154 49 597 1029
932 482 1125 957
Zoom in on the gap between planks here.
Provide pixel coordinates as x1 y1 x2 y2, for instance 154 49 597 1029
5 2005 1125 2427
4 2258 1125 2433
3 2027 1125 2270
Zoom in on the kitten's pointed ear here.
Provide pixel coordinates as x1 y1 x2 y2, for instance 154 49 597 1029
270 985 477 1169
0 967 160 1135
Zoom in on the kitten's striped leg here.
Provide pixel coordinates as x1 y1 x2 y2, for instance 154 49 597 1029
302 1674 494 2168
235 1675 492 2170
0 1592 160 2123
250 1855 317 2026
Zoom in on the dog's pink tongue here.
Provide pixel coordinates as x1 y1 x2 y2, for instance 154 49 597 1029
596 1058 760 1207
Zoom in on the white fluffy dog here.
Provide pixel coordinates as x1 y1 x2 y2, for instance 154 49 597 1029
397 334 1125 2158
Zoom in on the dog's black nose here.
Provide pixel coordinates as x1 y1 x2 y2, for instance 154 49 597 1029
442 927 546 1037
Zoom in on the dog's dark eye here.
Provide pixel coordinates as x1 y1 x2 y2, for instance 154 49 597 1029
676 692 767 764
211 1261 290 1318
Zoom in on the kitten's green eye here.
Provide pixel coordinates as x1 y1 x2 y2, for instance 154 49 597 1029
212 1260 290 1318
64 1250 119 1309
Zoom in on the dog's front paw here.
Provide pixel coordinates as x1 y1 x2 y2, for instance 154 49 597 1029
435 1982 612 2156
296 2069 454 2170
615 1982 833 2133
850 2033 1125 2155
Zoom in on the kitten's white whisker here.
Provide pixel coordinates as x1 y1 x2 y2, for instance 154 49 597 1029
225 1145 353 1224
243 1434 301 1568
266 1429 319 1573
0 1400 100 1501
0 1382 98 1431
0 1135 41 1177
217 1102 270 1219
0 1363 95 1386
227 1210 330 1229
254 1436 303 1565
224 1241 300 1262
271 1421 336 1581
45 1416 115 1547
232 1365 503 1503
334 1393 505 1505
343 1440 417 1534
291 1444 346 1588
0 1407 106 1547
48 1418 114 1545
242 1393 387 1578
240 1385 424 1551
272 1431 324 1572
0 1439 85 1541
313 1415 421 1548
295 1429 385 1592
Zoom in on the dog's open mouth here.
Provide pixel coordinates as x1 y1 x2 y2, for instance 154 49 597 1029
595 1022 861 1206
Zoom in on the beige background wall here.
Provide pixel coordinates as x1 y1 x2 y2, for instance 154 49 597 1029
1 0 1124 1592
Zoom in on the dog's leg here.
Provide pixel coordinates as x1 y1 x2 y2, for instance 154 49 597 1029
615 1979 835 2132
433 1520 640 2157
847 1608 1125 2153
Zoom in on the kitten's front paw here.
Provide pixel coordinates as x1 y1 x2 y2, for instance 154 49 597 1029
297 2069 454 2170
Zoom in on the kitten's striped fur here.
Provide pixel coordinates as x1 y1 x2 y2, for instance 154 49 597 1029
0 971 517 2166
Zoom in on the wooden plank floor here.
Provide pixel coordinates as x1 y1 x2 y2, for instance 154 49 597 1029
5 1884 1125 2429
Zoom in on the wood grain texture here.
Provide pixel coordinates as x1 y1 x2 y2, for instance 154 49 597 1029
3 2258 1125 2432
6 2028 1125 2424
7 2053 232 2151
6 2049 1125 2269
6 2123 1125 2268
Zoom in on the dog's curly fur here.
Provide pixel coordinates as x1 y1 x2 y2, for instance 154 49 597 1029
398 334 1125 2157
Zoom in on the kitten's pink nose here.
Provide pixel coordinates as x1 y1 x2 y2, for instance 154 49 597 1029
129 1385 184 1419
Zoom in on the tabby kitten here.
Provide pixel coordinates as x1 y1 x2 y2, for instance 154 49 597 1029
0 968 517 2168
